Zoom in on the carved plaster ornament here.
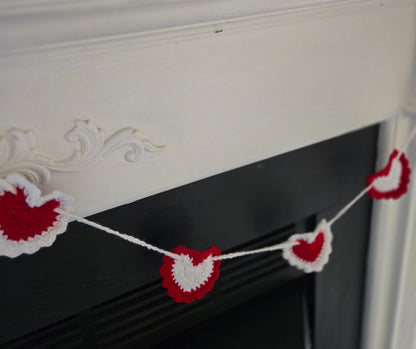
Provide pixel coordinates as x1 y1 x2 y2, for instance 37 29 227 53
0 120 165 185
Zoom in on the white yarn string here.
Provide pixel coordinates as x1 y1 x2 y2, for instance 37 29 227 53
212 241 298 261
327 186 372 226
57 209 180 259
397 124 416 158
58 209 298 260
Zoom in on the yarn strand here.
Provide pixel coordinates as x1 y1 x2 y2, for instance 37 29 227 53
397 124 416 158
212 241 298 261
327 186 372 226
57 209 180 259
59 209 298 260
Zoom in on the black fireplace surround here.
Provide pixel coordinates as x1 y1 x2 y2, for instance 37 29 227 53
0 125 378 349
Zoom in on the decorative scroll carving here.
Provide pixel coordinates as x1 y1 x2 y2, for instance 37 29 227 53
0 120 165 185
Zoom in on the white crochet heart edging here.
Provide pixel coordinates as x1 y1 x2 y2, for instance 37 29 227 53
282 219 333 273
372 158 402 192
172 254 215 292
0 173 73 258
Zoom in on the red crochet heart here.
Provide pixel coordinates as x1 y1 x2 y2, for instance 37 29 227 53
282 220 332 273
0 174 72 258
160 246 221 303
292 232 325 262
0 187 60 241
367 149 411 200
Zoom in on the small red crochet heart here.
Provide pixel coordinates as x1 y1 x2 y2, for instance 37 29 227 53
0 174 73 258
367 149 411 200
160 245 221 303
292 232 325 262
282 220 332 273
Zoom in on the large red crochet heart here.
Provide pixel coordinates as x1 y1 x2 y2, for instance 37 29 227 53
367 149 411 200
160 245 221 303
282 220 332 273
0 174 72 258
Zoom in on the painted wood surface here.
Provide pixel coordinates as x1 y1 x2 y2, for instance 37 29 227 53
1 0 415 217
362 113 416 349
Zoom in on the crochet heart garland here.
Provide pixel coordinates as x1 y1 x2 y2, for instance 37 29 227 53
282 220 332 273
367 150 411 200
0 174 73 258
160 245 221 303
0 136 413 303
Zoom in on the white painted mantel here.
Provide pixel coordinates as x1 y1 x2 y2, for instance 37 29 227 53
0 1 416 347
1 0 415 217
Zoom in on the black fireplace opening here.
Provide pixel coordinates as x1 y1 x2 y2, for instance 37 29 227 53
0 125 378 349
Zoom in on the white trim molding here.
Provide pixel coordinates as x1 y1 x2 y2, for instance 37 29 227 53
0 0 388 56
362 111 416 349
0 0 414 60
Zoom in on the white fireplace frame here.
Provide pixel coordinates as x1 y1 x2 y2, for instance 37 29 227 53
1 1 416 347
363 110 416 349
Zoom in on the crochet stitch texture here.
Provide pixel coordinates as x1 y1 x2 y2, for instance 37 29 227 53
367 149 411 200
282 220 333 273
160 245 221 303
0 174 73 258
